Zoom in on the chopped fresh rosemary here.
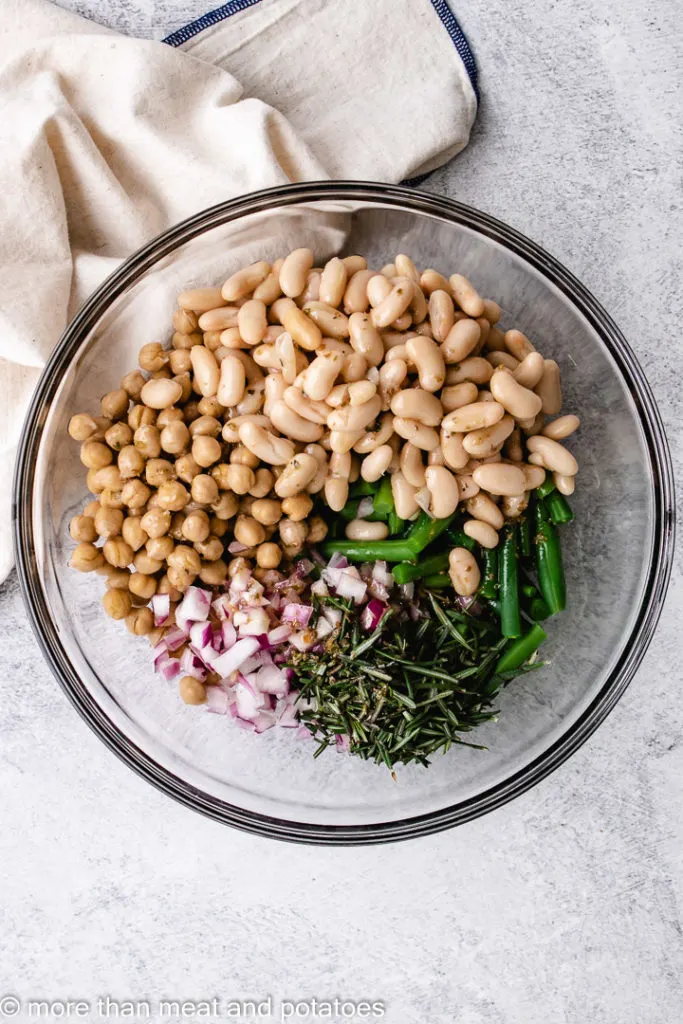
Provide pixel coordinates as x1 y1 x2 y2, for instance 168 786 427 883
287 593 529 769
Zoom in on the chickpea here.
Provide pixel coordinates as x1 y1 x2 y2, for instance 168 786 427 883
192 435 222 467
197 396 225 418
227 464 255 494
228 556 252 577
183 400 201 424
210 463 232 490
101 389 129 420
128 404 156 431
174 372 193 404
279 518 308 551
173 308 199 334
102 589 132 620
172 330 203 350
199 559 228 586
134 551 165 575
249 467 274 498
92 465 123 493
129 572 157 600
167 565 196 592
86 468 104 494
168 545 202 576
157 575 182 602
69 514 97 543
156 407 185 428
169 349 192 375
154 479 188 511
250 498 282 526
158 421 189 455
134 424 162 459
234 516 266 547
229 445 259 468
118 445 145 478
80 441 112 470
239 495 256 516
121 516 148 551
194 535 224 561
189 414 222 437
121 479 151 510
103 566 131 590
68 413 99 441
168 513 186 540
103 538 134 568
175 454 200 484
94 506 124 538
105 421 133 451
210 516 229 537
99 487 125 510
146 459 176 488
70 542 105 572
256 542 282 569
150 365 173 381
191 474 219 505
181 510 211 543
179 676 207 705
307 516 328 543
121 370 146 401
146 535 175 560
139 510 168 542
83 499 100 518
281 494 313 522
138 342 167 372
125 606 155 635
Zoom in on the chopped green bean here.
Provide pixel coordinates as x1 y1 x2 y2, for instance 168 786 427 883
406 511 458 554
495 623 547 674
372 476 394 518
321 540 416 563
536 478 556 500
546 491 574 525
422 572 451 589
479 548 498 600
499 524 521 638
446 528 476 552
534 499 567 613
393 551 449 585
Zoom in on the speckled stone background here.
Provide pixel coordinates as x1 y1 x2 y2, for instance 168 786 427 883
1 2 681 1022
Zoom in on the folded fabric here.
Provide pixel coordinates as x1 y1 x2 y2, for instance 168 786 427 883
0 0 477 581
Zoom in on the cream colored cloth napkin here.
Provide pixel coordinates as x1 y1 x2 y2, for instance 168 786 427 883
0 0 477 581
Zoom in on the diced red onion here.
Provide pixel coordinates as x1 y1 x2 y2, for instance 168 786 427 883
234 678 265 720
327 552 349 570
372 561 394 587
415 487 432 514
211 594 231 621
235 717 256 731
322 606 343 627
227 540 249 554
356 496 374 519
360 598 387 632
281 603 313 627
175 586 211 632
288 630 316 652
151 593 170 627
255 664 290 696
296 725 312 739
278 703 300 728
221 620 237 650
229 569 252 594
295 558 314 578
335 733 351 753
206 686 230 715
189 621 212 650
316 617 334 639
310 579 328 598
212 636 261 680
335 571 367 603
267 624 292 646
180 648 207 682
163 626 186 652
368 580 390 602
254 710 276 733
399 582 415 601
234 607 270 636
156 655 181 682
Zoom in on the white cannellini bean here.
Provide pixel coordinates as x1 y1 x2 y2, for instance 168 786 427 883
471 462 526 496
449 547 480 596
449 274 485 317
542 414 580 441
190 347 220 397
345 519 389 541
526 435 578 476
221 262 270 302
319 257 348 307
405 336 446 393
463 519 499 549
217 354 246 407
425 465 460 518
361 444 394 482
489 367 543 420
279 248 314 298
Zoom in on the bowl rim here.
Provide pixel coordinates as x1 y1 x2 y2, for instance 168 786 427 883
13 180 676 845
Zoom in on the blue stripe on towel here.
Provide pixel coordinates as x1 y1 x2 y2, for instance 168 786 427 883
163 0 479 99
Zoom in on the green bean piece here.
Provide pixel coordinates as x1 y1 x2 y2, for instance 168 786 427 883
521 582 537 599
339 499 361 521
372 476 394 518
479 548 498 600
445 527 476 552
349 480 377 498
392 551 449 585
388 510 405 536
498 524 521 638
528 596 551 621
422 573 451 589
320 540 417 563
536 477 556 500
546 491 574 525
495 624 547 674
519 514 532 560
534 499 567 613
405 511 458 555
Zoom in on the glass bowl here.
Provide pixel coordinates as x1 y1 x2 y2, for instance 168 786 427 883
13 182 675 844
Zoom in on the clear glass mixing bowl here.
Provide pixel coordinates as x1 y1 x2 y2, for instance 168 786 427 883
13 182 675 844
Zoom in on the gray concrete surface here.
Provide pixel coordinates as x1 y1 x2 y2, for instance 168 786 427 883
1 2 681 1022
